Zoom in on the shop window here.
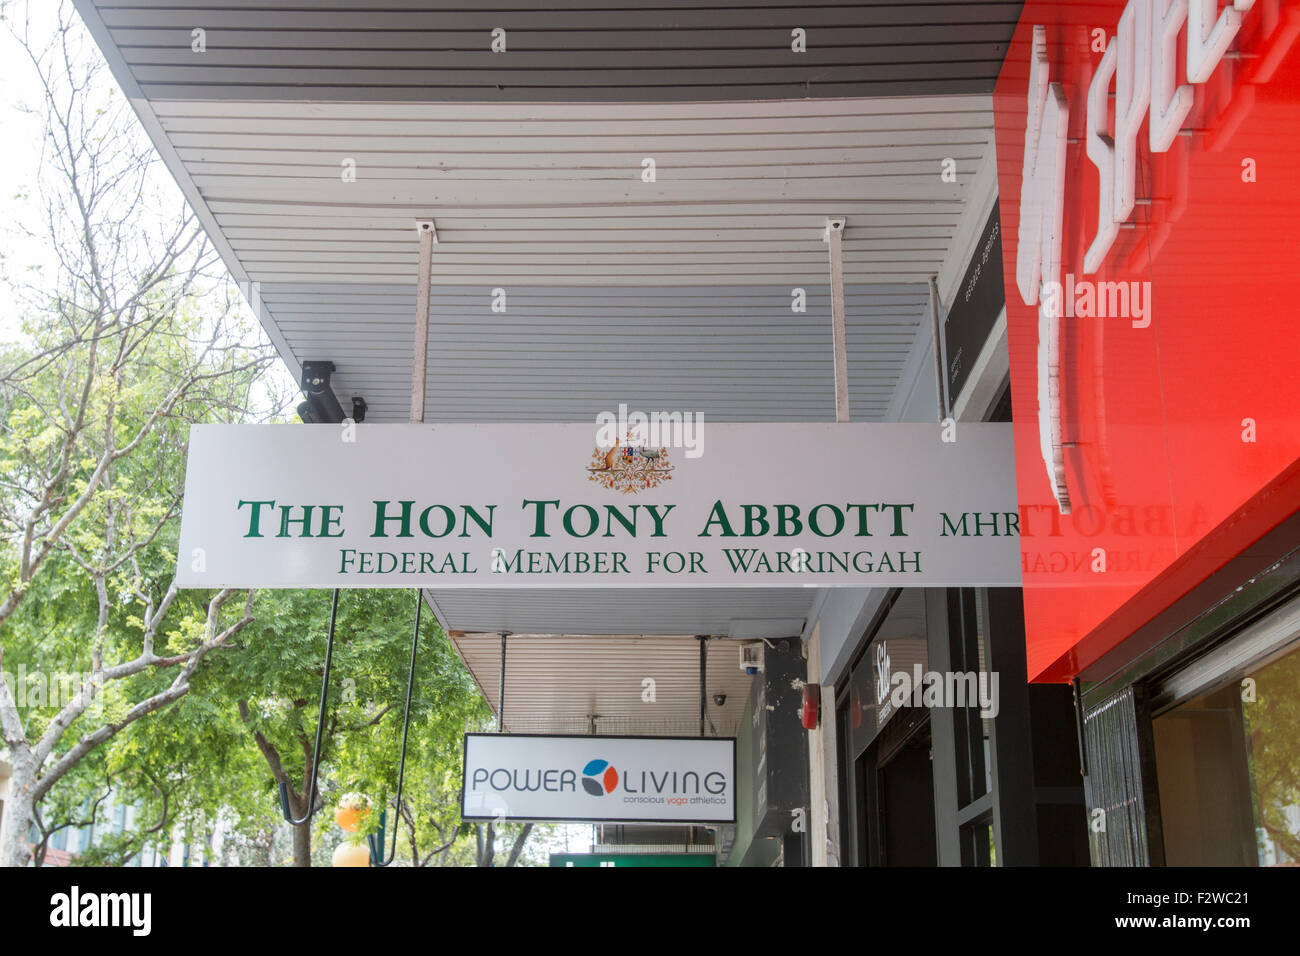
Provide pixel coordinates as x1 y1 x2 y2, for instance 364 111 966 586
947 589 999 865
846 590 928 760
842 590 934 866
949 589 993 807
1153 636 1300 865
875 720 937 866
836 699 852 863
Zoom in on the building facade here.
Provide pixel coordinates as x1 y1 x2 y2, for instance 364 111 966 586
804 0 1300 868
68 0 1300 867
996 0 1300 868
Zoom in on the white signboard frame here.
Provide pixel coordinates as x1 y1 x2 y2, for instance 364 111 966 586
175 422 1021 589
461 733 737 824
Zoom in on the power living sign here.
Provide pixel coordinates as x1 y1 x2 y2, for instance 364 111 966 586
174 423 1021 588
461 734 736 823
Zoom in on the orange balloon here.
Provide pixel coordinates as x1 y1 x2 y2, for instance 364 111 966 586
331 842 370 868
334 805 364 832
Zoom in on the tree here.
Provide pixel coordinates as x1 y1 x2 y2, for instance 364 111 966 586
319 619 553 868
69 669 287 867
213 588 487 866
0 0 284 867
28 748 111 867
1245 649 1300 864
475 820 535 868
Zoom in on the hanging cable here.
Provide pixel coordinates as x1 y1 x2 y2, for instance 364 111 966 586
369 589 423 866
279 588 341 825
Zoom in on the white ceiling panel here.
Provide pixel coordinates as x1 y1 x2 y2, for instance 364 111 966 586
262 283 928 423
427 587 818 637
452 632 766 737
144 97 992 290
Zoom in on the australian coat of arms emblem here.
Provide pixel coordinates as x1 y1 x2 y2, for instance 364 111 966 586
587 432 674 494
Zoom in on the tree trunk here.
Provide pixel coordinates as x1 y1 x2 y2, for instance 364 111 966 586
505 823 534 867
292 821 312 867
0 761 36 868
477 821 496 866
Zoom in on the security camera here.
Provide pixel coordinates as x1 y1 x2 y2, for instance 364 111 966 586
713 693 727 706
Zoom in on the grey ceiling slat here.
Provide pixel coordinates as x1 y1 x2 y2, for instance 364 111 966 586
204 201 967 217
273 317 918 327
251 273 942 285
96 0 992 9
231 240 953 254
190 155 983 172
225 228 960 242
160 112 990 134
129 45 1010 71
139 79 999 101
299 312 920 321
171 130 986 152
261 287 927 299
98 6 1020 31
112 23 1015 51
286 338 916 350
271 280 927 423
151 95 992 119
236 253 945 267
207 164 971 182
132 62 1004 85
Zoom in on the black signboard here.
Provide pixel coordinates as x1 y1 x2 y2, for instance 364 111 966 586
847 590 929 760
943 207 1005 403
745 639 808 842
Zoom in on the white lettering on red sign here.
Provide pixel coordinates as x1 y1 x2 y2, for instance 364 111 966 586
1016 26 1073 513
1017 1 1256 514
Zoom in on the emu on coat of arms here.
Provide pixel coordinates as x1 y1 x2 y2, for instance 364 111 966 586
586 432 674 494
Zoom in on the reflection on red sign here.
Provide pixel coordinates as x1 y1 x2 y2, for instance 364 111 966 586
995 0 1300 682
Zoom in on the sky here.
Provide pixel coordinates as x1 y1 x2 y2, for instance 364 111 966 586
0 0 295 413
0 4 55 339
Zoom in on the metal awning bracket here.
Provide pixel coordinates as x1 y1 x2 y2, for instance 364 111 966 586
410 219 436 423
823 217 850 423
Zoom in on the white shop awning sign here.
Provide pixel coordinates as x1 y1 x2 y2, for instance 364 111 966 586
175 422 1022 589
461 734 737 824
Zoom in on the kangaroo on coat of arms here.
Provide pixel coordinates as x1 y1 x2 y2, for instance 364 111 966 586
587 432 674 494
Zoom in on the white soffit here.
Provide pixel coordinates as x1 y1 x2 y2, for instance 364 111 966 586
151 96 992 287
75 2 1002 422
154 96 996 423
426 587 817 639
269 282 931 423
453 632 761 738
